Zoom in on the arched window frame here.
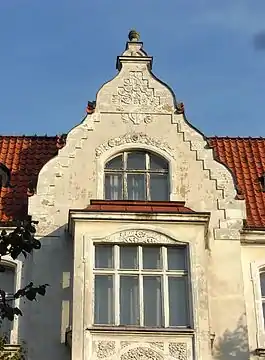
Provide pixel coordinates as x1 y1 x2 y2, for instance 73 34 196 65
0 255 22 344
104 150 170 201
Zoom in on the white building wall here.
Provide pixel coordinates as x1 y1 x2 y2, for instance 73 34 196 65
19 33 258 360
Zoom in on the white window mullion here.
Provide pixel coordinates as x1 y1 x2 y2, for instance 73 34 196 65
139 246 144 326
93 244 189 329
146 153 150 201
162 246 169 327
114 245 120 325
123 153 128 200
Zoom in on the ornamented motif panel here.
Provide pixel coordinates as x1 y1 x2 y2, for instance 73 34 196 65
112 71 161 113
111 71 173 125
101 230 177 245
95 133 174 158
92 339 192 360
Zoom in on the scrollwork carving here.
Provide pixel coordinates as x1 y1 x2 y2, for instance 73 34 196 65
121 347 163 360
121 113 153 125
112 71 161 114
95 132 174 158
95 341 116 359
169 343 187 360
121 341 135 349
148 342 164 351
103 230 176 245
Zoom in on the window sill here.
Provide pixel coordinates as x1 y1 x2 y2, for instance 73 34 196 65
65 326 195 348
87 325 195 335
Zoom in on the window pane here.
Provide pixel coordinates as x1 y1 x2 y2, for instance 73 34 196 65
150 174 169 201
94 275 114 324
0 267 15 294
95 245 113 269
127 174 146 200
143 247 161 269
260 272 265 297
120 276 139 325
262 302 265 326
150 154 168 171
168 277 189 326
168 247 187 270
120 246 138 269
127 152 146 170
105 155 123 169
105 173 123 200
143 276 163 326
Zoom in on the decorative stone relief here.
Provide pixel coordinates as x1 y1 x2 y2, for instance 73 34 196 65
112 71 161 113
94 341 116 359
91 338 192 360
121 347 163 360
169 343 187 360
148 342 164 351
95 133 174 158
102 230 176 245
121 341 135 349
121 113 152 125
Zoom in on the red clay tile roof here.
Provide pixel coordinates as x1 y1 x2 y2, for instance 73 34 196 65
0 136 59 224
208 137 265 229
81 200 196 214
0 135 265 229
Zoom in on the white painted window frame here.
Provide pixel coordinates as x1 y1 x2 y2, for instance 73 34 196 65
104 149 170 201
0 256 23 344
93 244 189 328
250 261 265 347
104 150 169 201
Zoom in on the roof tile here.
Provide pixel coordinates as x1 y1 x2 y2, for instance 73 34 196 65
0 136 59 223
1 136 265 229
208 137 265 228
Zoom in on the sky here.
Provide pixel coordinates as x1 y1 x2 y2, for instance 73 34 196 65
0 0 265 137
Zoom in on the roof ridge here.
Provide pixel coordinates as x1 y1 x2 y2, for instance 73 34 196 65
208 136 265 140
0 135 58 139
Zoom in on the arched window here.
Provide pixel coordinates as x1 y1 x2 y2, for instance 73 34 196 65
104 151 169 201
260 269 265 327
0 264 15 342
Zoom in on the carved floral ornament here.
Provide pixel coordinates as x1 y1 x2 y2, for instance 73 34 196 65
112 71 161 113
95 133 174 158
111 71 175 125
101 230 177 245
93 341 189 360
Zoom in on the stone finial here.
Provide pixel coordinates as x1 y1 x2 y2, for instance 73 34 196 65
86 100 96 114
56 134 67 150
176 102 185 114
128 29 140 42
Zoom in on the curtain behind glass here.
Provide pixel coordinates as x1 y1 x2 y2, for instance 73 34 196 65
105 174 122 200
94 275 114 324
120 276 139 325
127 174 145 200
143 276 162 326
168 276 188 326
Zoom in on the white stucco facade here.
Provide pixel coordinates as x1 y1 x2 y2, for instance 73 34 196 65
3 32 261 360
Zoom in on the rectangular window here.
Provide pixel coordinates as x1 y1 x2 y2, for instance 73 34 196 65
93 244 190 327
0 266 15 342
